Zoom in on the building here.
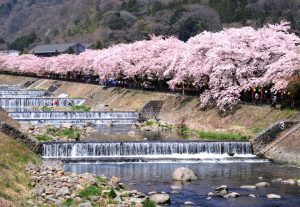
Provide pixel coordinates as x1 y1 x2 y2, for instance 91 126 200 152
29 43 85 57
0 50 20 56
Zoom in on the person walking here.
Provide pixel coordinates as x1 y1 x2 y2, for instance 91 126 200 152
271 94 277 108
254 93 260 105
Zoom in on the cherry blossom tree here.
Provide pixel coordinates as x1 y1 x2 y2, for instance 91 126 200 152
0 22 299 112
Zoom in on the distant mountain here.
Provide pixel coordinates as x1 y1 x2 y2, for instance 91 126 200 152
0 0 299 50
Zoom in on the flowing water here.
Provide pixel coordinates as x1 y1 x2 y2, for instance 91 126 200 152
8 111 139 125
0 90 46 98
42 141 253 159
65 162 300 207
0 98 85 109
0 85 22 90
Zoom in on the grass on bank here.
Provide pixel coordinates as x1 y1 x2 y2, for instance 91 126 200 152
35 127 82 142
71 104 91 112
177 125 248 140
79 186 102 199
146 119 249 141
47 127 81 140
35 135 52 142
0 132 41 205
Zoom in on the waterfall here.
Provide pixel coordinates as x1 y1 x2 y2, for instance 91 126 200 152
0 90 46 98
9 111 139 119
0 85 22 90
0 98 85 108
8 111 140 125
42 141 254 160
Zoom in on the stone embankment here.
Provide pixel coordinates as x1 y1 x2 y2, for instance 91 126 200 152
251 118 300 166
0 120 41 153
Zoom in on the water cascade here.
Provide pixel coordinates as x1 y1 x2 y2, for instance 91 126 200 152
9 111 140 125
43 141 255 162
0 98 85 109
0 85 22 90
0 90 46 98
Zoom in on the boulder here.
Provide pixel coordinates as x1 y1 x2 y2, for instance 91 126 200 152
282 179 296 185
215 185 228 196
218 190 228 196
271 178 282 183
248 194 256 198
80 173 96 184
215 185 228 191
127 131 136 137
129 197 145 204
56 187 70 196
89 196 100 202
110 176 121 186
224 192 240 198
240 185 257 190
266 194 281 199
33 186 45 196
255 182 270 188
172 167 198 181
74 197 83 204
149 193 170 204
184 201 195 205
170 185 182 190
45 187 56 195
78 202 93 207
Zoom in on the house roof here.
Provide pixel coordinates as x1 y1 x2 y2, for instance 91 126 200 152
29 43 81 54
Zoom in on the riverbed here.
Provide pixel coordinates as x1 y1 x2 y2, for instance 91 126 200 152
65 162 300 207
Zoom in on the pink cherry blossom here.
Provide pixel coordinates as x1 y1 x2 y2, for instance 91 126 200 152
0 22 299 112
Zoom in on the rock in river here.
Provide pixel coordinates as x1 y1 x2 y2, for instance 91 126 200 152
240 185 257 190
255 182 270 188
172 167 198 181
149 193 170 204
266 194 281 199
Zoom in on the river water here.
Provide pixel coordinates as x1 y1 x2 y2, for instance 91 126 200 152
64 162 300 207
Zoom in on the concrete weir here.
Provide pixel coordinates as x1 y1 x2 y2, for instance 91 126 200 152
0 97 85 109
8 111 140 125
0 90 47 98
42 141 255 161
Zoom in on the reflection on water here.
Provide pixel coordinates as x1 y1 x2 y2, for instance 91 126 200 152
65 162 300 207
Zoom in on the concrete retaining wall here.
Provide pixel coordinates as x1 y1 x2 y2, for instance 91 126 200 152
0 122 42 154
251 120 298 154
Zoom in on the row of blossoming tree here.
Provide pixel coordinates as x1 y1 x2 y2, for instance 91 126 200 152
0 22 300 112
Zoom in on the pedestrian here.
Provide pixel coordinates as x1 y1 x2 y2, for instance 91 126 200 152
254 93 260 105
271 94 277 108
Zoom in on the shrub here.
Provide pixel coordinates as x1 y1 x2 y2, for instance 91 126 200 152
79 186 102 199
63 198 73 206
143 198 156 207
35 135 51 142
108 189 117 199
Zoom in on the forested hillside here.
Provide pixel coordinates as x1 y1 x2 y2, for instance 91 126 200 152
0 0 300 50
